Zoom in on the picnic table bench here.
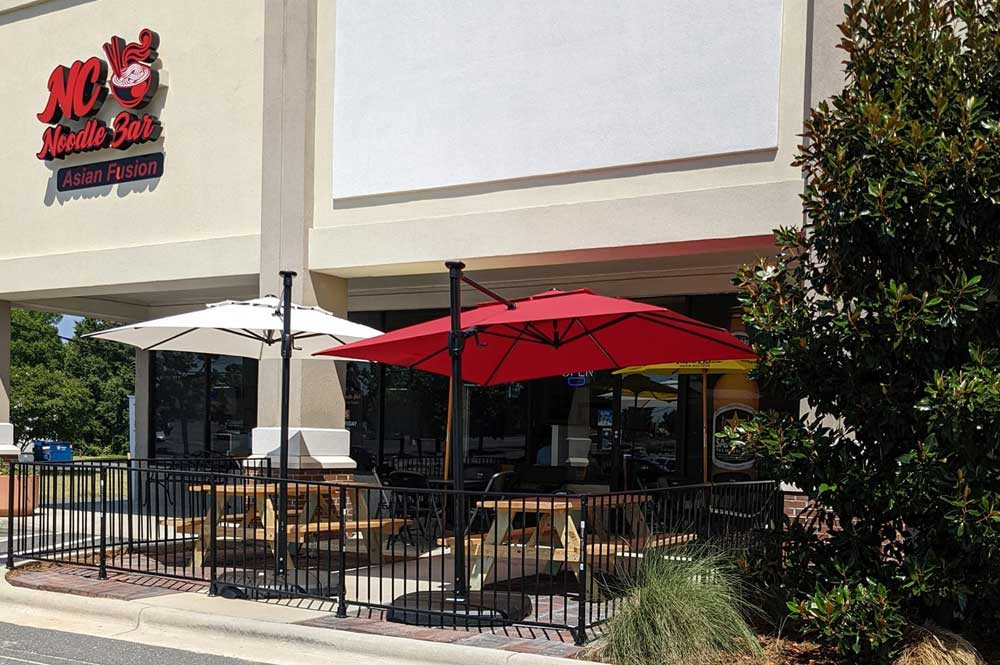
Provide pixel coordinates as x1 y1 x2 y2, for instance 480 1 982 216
465 495 696 594
161 482 410 569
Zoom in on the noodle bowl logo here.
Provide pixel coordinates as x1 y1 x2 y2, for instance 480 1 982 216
36 28 162 161
103 29 159 109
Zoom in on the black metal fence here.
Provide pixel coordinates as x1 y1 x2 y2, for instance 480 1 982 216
387 454 508 479
68 457 273 475
5 461 781 643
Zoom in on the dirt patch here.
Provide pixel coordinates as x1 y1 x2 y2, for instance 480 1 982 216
5 560 58 579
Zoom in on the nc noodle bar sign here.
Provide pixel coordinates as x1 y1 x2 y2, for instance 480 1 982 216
36 28 163 168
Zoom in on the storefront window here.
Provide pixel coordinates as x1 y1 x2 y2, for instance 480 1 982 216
468 382 530 458
150 352 258 458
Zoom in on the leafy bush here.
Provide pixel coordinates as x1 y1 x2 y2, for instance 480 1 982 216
788 581 905 664
587 545 761 665
719 0 1000 657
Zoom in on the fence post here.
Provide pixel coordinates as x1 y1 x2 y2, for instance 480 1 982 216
98 466 108 580
575 495 588 646
336 485 347 618
774 482 785 533
5 461 15 570
209 485 218 595
126 459 135 553
703 484 712 541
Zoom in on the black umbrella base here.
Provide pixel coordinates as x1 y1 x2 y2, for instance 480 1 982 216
387 591 532 628
214 569 337 600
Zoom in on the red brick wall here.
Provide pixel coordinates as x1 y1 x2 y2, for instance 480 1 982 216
286 468 354 483
784 490 840 534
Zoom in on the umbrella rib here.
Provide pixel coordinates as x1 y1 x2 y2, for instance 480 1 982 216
217 329 269 343
523 321 556 345
631 312 755 353
557 314 634 346
410 345 449 371
645 310 742 334
141 327 199 351
571 318 620 366
475 328 552 346
499 323 550 344
482 326 528 386
291 331 348 346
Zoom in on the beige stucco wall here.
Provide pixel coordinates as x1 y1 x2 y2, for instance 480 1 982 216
0 0 264 300
309 0 808 278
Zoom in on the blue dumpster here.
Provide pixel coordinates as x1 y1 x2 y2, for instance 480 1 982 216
32 441 74 462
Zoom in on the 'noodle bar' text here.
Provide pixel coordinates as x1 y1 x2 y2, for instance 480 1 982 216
35 29 163 162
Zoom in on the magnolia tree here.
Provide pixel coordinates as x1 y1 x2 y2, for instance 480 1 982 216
727 0 1000 660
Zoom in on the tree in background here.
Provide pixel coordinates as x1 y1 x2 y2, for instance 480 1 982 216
11 310 62 369
724 1 1000 661
10 312 134 455
64 318 135 455
9 310 91 450
10 365 91 449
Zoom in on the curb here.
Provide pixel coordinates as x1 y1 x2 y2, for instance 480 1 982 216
1 571 592 665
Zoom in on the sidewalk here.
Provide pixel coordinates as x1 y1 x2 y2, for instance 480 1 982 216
4 563 589 665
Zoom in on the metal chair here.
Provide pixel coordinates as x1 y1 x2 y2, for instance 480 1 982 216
383 471 445 549
467 470 518 533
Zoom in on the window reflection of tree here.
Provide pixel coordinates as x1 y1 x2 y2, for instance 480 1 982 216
385 367 448 457
469 383 528 452
153 352 205 457
345 361 379 451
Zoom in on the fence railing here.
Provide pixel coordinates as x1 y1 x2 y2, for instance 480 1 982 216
386 454 507 479
5 461 781 643
64 456 273 475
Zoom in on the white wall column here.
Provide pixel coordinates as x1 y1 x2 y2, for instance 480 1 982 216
256 273 349 432
0 301 16 458
133 350 151 459
252 0 353 473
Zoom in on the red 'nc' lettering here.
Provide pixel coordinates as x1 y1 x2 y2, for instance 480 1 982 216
36 57 108 124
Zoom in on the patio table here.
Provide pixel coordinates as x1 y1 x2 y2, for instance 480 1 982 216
466 494 659 593
179 482 407 569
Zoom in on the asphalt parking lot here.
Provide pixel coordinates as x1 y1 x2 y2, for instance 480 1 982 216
0 622 265 665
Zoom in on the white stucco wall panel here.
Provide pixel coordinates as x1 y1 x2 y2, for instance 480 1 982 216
312 0 805 276
0 0 265 270
332 0 783 197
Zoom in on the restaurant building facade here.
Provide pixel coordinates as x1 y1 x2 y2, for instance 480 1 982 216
0 1 844 483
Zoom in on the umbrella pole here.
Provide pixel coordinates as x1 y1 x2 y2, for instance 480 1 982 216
446 260 467 599
702 368 709 484
276 270 296 581
443 376 453 481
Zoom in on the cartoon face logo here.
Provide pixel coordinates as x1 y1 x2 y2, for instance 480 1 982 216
102 29 160 109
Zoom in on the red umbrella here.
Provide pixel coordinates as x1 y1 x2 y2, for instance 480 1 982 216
316 288 754 384
319 269 755 599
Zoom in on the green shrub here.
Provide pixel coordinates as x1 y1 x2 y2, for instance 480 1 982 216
589 545 762 665
788 581 905 665
720 0 1000 644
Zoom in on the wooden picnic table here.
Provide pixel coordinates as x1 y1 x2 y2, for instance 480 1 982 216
466 494 693 593
174 482 407 569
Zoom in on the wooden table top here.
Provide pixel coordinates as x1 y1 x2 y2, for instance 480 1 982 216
187 483 337 496
475 494 648 511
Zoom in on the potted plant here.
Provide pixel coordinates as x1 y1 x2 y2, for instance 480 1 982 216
0 449 38 517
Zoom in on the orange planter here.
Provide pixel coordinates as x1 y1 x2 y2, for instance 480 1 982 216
0 475 38 517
